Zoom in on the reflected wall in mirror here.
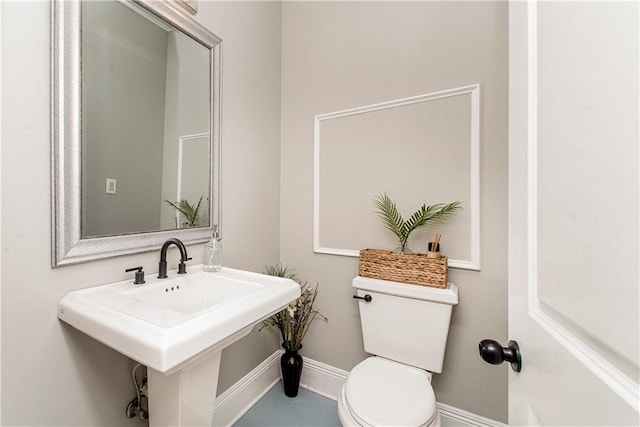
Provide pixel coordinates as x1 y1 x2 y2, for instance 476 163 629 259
81 0 210 237
52 0 221 266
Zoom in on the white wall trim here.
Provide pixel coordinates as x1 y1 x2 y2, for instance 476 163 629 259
175 132 210 222
313 85 481 271
213 350 504 427
438 402 506 427
0 1 3 421
176 132 209 201
299 355 349 401
212 351 282 427
525 0 639 412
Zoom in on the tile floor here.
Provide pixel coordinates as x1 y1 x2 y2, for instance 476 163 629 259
232 382 471 427
233 383 341 427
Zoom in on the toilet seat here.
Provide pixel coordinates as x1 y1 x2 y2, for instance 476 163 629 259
343 357 437 427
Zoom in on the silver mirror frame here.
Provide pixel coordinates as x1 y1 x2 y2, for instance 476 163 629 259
51 0 222 267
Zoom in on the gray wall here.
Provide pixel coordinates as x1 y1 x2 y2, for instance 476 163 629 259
280 1 508 422
1 1 282 425
82 1 168 237
199 0 284 395
159 31 211 229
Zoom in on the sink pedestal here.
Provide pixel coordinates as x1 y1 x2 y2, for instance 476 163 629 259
147 351 222 427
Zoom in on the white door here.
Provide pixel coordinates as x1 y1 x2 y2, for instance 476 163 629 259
508 1 639 425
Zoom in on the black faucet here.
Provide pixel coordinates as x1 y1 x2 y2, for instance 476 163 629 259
158 238 191 279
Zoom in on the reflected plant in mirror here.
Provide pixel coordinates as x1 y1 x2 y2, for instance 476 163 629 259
52 0 222 266
165 195 206 228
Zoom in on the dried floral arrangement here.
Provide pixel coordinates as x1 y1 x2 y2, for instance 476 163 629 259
260 264 327 351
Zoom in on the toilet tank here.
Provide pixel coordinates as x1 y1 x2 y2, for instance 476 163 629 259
353 276 458 373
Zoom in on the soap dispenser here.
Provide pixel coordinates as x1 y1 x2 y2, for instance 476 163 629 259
203 225 222 272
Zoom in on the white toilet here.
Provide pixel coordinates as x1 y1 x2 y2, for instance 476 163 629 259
337 276 459 427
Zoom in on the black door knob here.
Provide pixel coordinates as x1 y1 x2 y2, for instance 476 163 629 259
479 339 522 372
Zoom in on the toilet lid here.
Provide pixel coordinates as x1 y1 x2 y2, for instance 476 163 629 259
345 357 436 426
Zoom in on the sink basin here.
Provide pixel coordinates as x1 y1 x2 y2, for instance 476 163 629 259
125 274 265 317
58 266 301 374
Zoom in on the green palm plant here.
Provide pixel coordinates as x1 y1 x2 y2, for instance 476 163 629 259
374 192 461 254
165 194 205 227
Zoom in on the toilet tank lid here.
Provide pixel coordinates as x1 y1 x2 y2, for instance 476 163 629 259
353 276 458 305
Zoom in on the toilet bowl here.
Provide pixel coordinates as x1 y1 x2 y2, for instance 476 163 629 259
341 277 458 427
337 357 440 427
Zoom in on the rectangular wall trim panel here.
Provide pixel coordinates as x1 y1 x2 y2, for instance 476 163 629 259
313 85 481 271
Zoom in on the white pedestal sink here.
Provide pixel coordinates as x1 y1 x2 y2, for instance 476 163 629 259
58 266 300 426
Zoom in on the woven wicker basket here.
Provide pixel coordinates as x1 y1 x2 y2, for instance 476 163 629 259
358 248 448 288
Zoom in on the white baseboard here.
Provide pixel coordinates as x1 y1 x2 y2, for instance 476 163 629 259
212 351 282 427
299 354 349 400
212 350 504 427
438 403 506 427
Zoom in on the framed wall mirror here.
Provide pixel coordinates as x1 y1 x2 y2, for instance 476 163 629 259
52 0 222 266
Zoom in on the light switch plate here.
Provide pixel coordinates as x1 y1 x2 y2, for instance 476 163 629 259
106 178 117 194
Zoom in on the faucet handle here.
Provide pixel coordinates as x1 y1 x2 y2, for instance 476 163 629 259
125 266 146 285
177 257 192 275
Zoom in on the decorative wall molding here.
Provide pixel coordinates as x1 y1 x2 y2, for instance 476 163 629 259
313 85 481 271
212 350 504 427
525 1 639 412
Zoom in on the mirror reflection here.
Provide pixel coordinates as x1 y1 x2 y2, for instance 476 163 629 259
81 0 210 238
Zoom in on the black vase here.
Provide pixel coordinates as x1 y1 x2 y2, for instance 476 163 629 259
280 346 303 397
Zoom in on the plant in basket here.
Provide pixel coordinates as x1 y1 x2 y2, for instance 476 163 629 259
373 192 461 254
359 193 462 288
260 264 327 397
